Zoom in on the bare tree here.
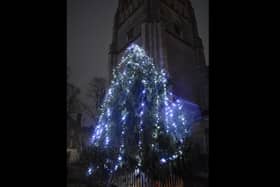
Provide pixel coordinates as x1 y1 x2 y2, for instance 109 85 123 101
86 77 106 116
67 67 82 117
67 83 81 116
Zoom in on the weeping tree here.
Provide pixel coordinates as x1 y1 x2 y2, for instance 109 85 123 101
85 44 201 185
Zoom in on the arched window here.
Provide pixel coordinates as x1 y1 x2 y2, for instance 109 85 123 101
174 23 183 38
127 27 134 41
183 7 189 18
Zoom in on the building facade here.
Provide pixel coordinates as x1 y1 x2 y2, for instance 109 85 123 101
108 0 208 110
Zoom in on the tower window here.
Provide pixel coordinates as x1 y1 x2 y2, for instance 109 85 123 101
174 23 183 38
183 7 189 18
127 27 134 41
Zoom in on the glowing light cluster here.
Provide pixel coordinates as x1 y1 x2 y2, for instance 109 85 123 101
89 44 200 175
87 166 99 176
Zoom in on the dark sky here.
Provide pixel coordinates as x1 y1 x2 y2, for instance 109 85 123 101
67 0 208 102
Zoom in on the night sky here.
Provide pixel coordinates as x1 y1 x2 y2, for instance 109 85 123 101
67 0 208 102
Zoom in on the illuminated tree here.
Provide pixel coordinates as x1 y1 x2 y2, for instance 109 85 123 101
87 44 200 182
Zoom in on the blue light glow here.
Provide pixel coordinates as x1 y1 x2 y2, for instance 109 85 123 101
105 136 109 145
160 158 167 164
121 114 127 121
87 167 93 175
107 109 111 116
172 154 178 159
135 168 140 175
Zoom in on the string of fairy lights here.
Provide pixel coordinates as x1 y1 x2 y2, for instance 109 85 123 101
88 44 200 176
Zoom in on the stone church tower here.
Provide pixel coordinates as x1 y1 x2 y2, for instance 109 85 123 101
108 0 208 186
108 0 208 111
